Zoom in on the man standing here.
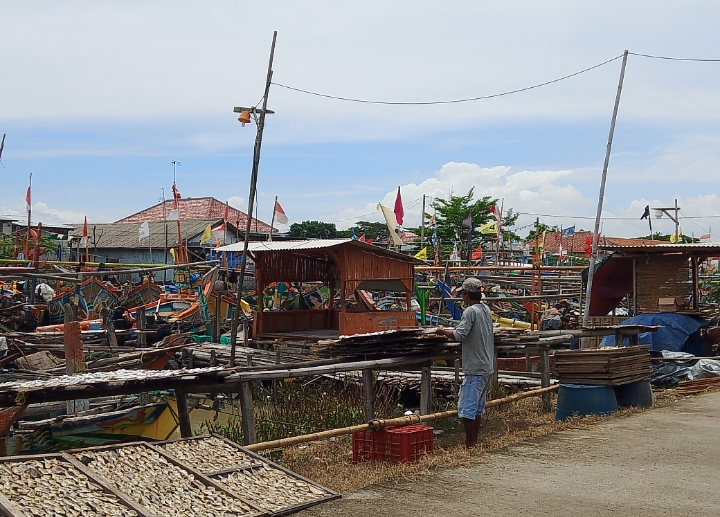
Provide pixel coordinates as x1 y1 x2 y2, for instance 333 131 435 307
437 277 494 448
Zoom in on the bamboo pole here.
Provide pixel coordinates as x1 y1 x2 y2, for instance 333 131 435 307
245 384 559 452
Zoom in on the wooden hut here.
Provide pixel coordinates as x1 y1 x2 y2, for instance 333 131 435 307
216 239 422 338
589 242 720 316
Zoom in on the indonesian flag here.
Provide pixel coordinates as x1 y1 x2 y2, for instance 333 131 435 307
393 187 404 225
25 186 31 212
700 233 711 241
273 200 289 225
80 216 89 248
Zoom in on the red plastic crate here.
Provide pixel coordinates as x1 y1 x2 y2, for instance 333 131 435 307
352 425 434 463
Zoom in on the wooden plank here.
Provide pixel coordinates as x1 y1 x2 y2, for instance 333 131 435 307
0 491 30 517
420 366 432 416
60 453 155 517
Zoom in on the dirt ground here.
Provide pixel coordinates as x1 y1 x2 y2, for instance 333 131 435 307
298 391 720 517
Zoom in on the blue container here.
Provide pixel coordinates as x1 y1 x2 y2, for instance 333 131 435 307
555 383 618 421
614 381 653 408
88 321 103 330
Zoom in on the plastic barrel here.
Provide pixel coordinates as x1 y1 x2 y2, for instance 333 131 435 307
555 383 618 421
614 381 654 408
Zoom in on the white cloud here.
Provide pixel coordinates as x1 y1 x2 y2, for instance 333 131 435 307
0 202 91 226
226 196 245 210
323 161 589 230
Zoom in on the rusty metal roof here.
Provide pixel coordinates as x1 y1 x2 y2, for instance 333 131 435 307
216 238 424 263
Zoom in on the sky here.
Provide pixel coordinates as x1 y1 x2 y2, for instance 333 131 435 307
2 1 720 240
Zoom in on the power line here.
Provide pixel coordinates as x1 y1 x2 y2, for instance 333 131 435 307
629 52 720 62
272 54 624 105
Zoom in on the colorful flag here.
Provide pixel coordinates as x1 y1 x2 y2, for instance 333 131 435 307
273 200 289 225
431 226 438 247
199 223 213 245
169 248 176 262
414 247 427 260
539 230 547 251
700 233 711 241
358 234 366 242
428 214 436 226
489 205 497 218
561 226 575 237
471 244 483 260
640 205 650 220
351 228 357 240
80 216 88 248
378 203 403 245
25 186 31 212
393 187 404 225
480 221 498 235
172 183 181 203
669 230 683 244
138 221 150 241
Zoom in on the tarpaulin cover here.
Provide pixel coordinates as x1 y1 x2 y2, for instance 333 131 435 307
600 313 709 355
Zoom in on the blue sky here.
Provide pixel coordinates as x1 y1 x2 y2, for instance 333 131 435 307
2 1 720 239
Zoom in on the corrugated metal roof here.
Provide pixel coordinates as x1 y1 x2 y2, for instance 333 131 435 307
216 238 423 263
116 197 274 233
69 220 223 249
601 242 720 253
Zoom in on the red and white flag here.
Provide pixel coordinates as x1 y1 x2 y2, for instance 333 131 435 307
700 233 711 241
25 186 31 212
80 216 89 248
273 200 288 225
393 187 404 225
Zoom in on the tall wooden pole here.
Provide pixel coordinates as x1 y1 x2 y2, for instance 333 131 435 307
420 194 426 249
229 31 278 367
268 195 277 242
582 50 629 345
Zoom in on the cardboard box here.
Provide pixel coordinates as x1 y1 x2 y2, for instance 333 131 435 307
658 297 679 312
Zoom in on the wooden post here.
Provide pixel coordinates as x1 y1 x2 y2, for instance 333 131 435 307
64 317 89 414
692 256 700 312
420 365 432 415
275 347 282 365
176 389 192 438
137 306 146 348
246 353 253 367
212 293 220 343
453 359 460 392
540 346 551 411
210 350 217 367
188 351 195 369
492 351 499 386
362 369 374 422
239 381 256 445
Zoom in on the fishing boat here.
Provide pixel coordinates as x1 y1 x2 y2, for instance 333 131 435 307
0 394 182 456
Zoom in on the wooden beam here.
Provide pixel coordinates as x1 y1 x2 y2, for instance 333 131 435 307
176 389 192 438
362 369 374 422
238 381 256 445
420 366 432 415
540 347 551 411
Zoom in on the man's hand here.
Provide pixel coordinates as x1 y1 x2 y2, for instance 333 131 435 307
436 326 456 339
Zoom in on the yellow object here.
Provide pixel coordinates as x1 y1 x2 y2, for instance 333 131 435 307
199 224 213 245
414 247 427 260
480 221 498 235
669 230 683 243
101 396 179 441
491 312 531 329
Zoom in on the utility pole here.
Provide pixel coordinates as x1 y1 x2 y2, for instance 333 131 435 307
582 49 629 344
420 194 426 249
652 199 682 242
229 31 278 367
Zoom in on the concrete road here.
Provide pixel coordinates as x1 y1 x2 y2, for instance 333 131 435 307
299 392 720 517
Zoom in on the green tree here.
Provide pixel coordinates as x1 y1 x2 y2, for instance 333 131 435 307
432 188 518 248
337 221 391 242
287 221 338 239
523 222 558 242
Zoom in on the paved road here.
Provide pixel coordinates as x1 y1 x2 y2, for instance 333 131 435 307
299 392 720 517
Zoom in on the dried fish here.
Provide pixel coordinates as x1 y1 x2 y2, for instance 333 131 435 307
73 445 255 517
0 458 138 517
160 436 260 473
215 465 329 512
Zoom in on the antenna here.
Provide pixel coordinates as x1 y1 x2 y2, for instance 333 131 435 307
171 160 181 184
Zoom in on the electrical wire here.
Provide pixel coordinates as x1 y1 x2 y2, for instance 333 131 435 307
272 54 624 105
629 52 720 62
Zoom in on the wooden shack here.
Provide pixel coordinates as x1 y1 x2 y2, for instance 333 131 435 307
588 243 720 316
216 239 422 338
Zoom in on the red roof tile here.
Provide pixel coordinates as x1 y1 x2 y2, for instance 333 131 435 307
116 197 274 233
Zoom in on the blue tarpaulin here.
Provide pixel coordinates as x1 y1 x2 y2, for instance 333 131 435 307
600 313 710 356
